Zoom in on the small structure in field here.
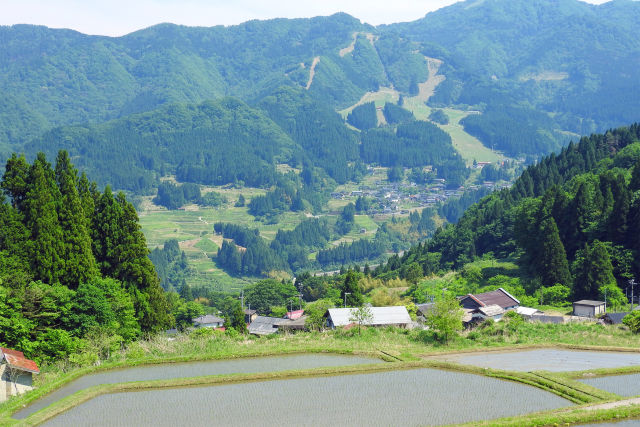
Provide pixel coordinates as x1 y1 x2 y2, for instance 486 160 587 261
602 312 630 325
572 300 606 318
459 288 520 311
326 306 411 329
516 306 541 317
192 314 225 328
1 348 39 403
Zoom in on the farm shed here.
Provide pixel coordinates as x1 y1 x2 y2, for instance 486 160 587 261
248 316 287 335
1 348 39 403
572 300 606 318
459 288 520 311
192 314 225 328
326 306 411 329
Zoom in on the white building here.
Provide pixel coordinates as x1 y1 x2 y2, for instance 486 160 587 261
326 306 412 329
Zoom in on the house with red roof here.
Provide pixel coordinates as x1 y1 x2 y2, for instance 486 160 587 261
1 347 40 402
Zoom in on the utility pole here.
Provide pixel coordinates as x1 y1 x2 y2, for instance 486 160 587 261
630 278 636 311
344 292 351 308
239 289 245 310
297 293 303 310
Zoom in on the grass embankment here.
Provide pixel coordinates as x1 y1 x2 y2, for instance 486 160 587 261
3 324 640 426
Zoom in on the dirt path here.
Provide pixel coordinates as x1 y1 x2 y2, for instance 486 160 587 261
305 56 320 90
583 397 640 411
339 32 376 57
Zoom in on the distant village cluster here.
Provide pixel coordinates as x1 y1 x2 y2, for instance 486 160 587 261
331 166 510 216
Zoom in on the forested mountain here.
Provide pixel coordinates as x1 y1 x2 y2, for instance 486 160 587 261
388 0 640 146
379 124 640 303
25 98 296 193
2 0 639 162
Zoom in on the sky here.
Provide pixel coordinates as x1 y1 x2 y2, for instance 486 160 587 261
1 0 612 37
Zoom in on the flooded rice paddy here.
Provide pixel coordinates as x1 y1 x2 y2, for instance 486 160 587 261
579 373 640 397
15 354 379 419
41 368 570 427
433 349 640 372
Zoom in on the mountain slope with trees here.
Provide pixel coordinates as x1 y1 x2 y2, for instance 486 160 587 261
377 124 640 305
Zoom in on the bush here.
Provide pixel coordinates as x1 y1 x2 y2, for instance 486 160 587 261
623 311 640 333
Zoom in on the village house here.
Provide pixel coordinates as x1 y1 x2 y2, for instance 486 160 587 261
192 314 225 328
572 300 606 318
326 306 412 329
459 288 520 311
1 348 39 403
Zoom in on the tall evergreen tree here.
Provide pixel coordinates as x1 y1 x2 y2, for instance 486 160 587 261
573 240 617 300
55 151 98 288
539 216 571 287
23 153 64 284
1 153 30 211
340 270 363 307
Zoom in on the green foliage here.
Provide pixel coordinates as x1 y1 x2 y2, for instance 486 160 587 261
428 109 449 125
347 102 377 130
623 311 640 334
540 284 571 306
244 279 298 315
383 103 415 125
349 305 373 334
425 294 463 343
304 298 335 330
340 270 364 307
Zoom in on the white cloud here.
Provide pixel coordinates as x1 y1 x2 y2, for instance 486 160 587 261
0 0 612 37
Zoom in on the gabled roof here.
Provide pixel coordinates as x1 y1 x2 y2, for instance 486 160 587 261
327 306 411 327
243 309 257 316
0 348 39 374
461 288 520 309
248 316 287 335
192 314 224 325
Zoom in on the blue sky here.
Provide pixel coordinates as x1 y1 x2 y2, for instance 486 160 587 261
1 0 611 37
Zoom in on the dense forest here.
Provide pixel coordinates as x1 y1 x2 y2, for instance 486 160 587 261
0 151 172 361
376 125 640 304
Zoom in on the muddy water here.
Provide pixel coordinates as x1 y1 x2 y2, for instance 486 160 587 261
41 368 570 427
15 354 380 419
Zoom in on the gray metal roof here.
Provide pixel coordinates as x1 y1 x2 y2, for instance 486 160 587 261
477 304 505 317
248 316 287 335
327 306 411 327
192 314 224 325
573 300 606 307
